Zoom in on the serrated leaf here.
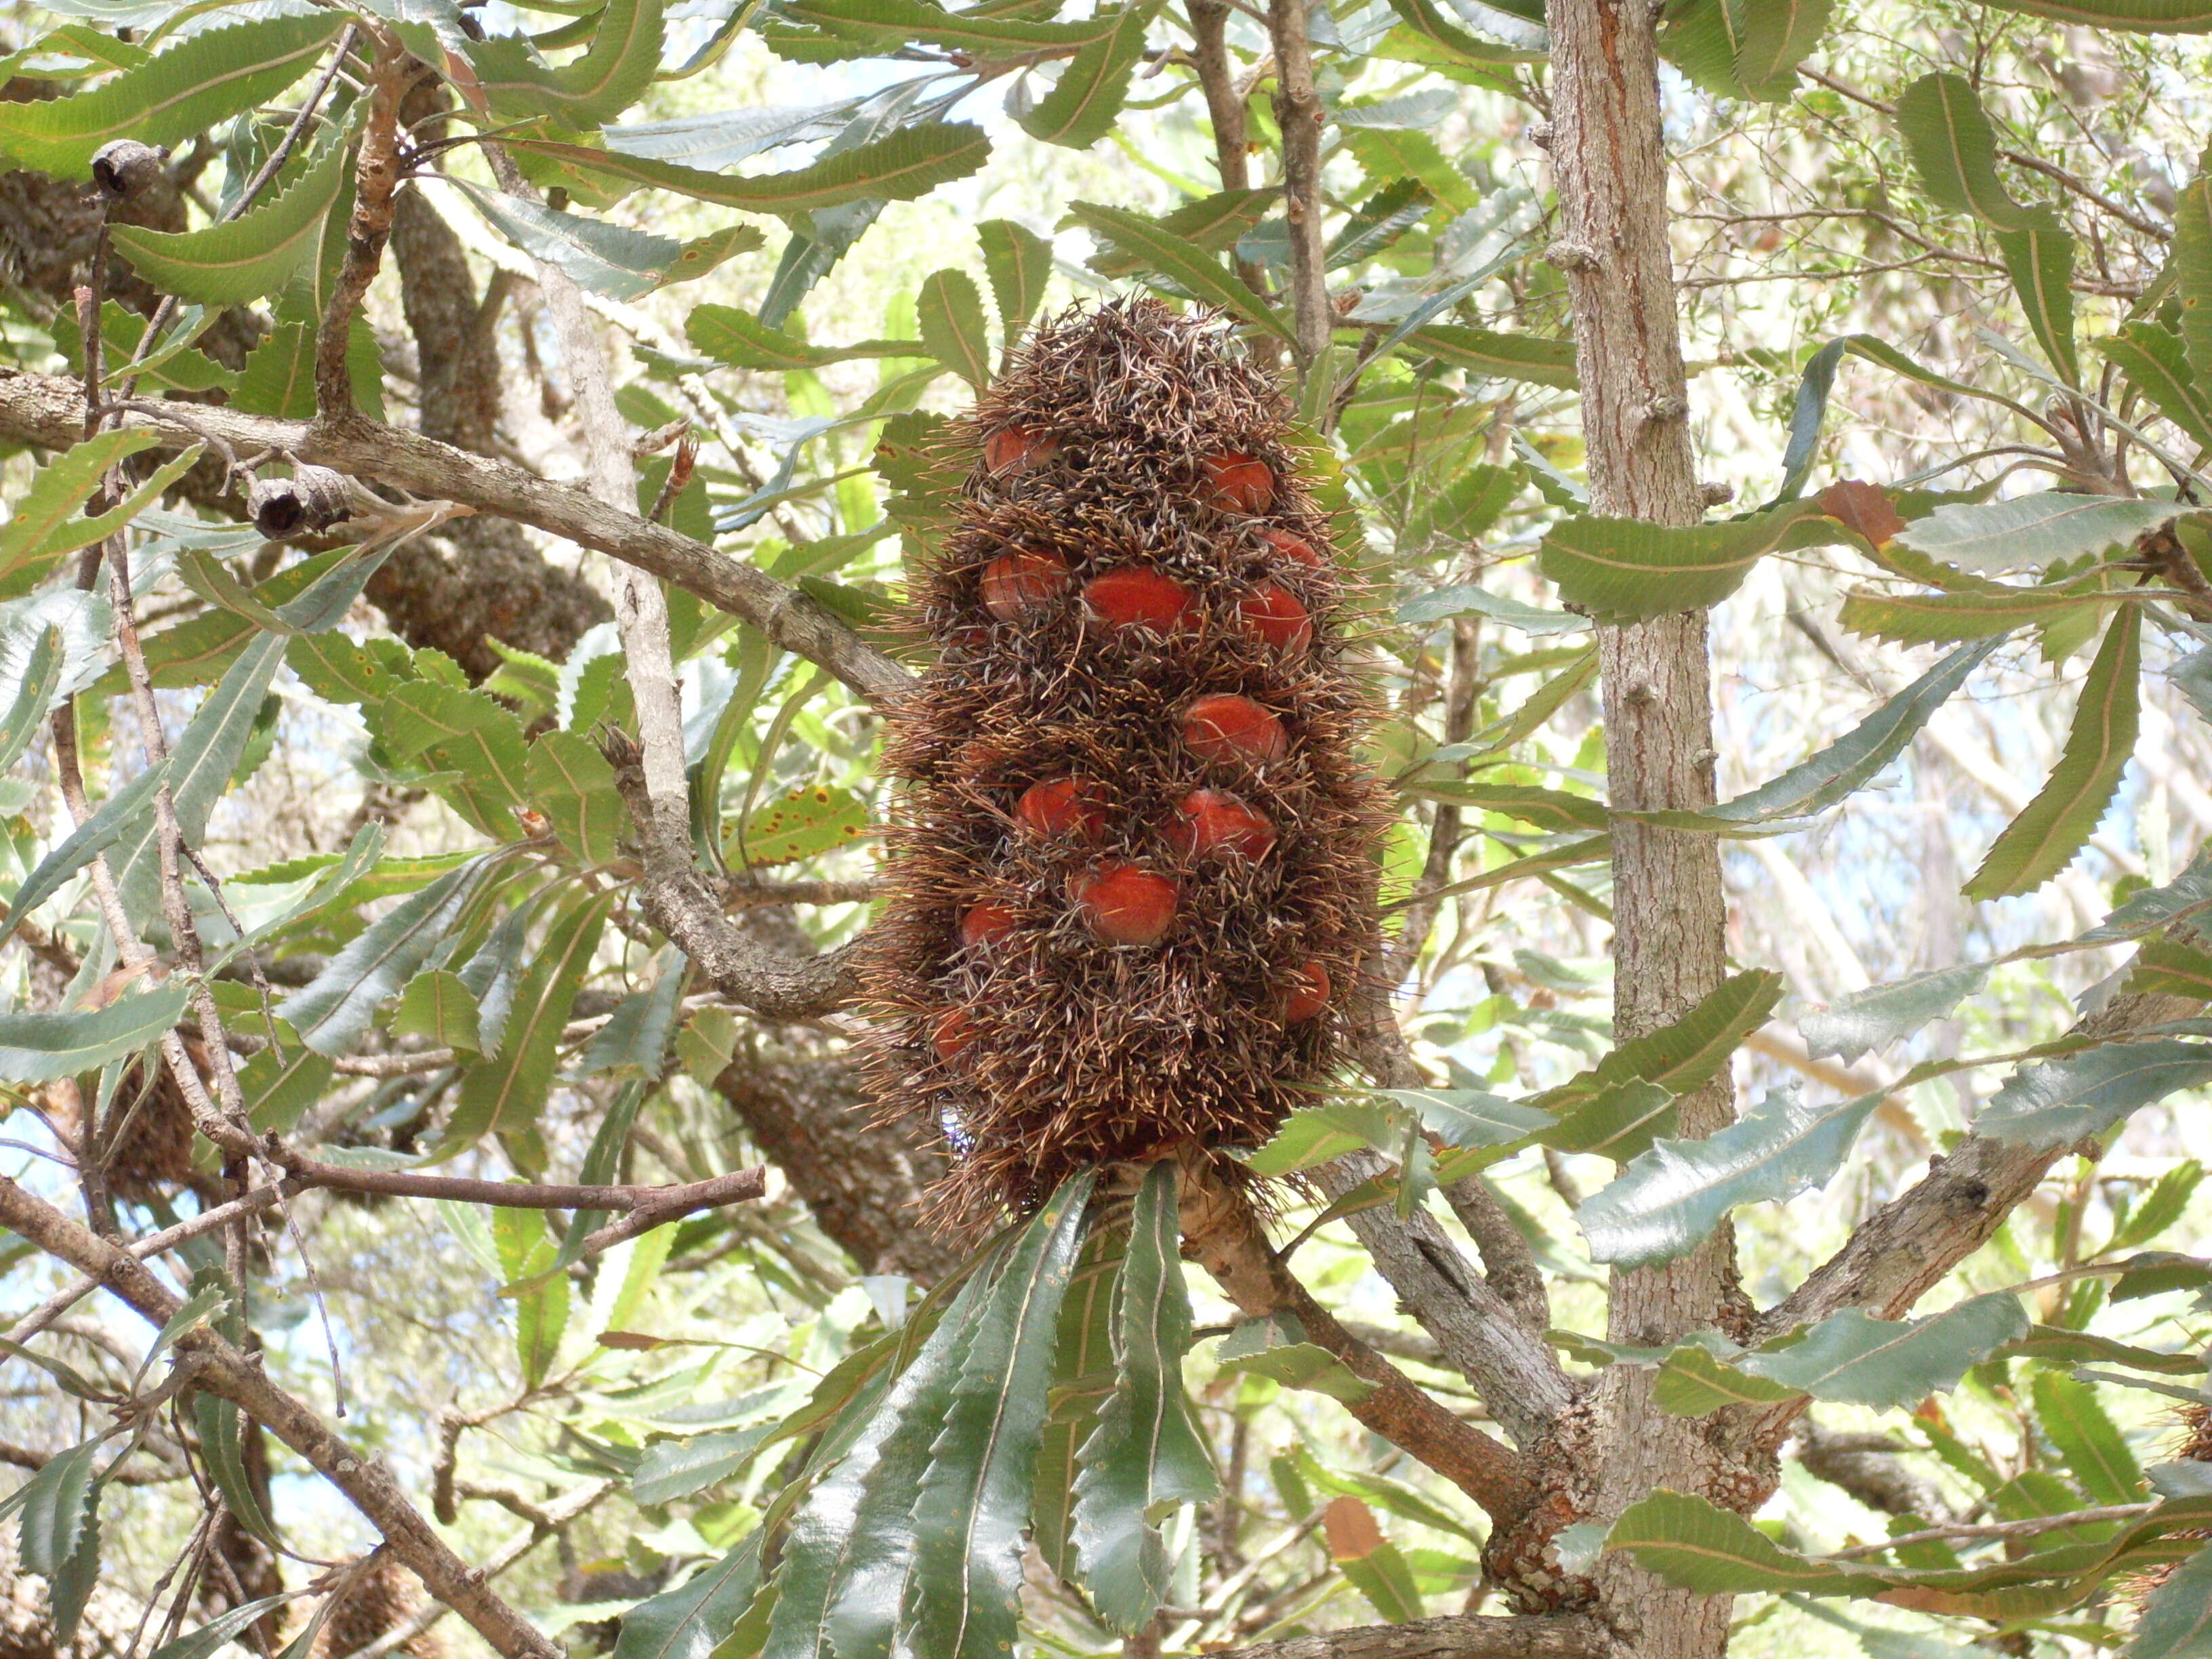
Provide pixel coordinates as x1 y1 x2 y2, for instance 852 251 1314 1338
110 631 288 929
0 627 64 777
1838 583 2108 644
1404 324 1578 388
1655 638 1998 832
2100 323 2212 451
900 1170 1098 1659
279 857 491 1054
1965 607 2139 899
614 1534 762 1659
1068 201 1295 343
2129 1542 2212 1658
2178 170 2212 382
1896 72 2039 232
977 218 1052 339
1605 1488 1862 1593
2033 1372 2142 1504
1977 1039 2212 1147
0 16 343 178
1072 1162 1216 1633
1214 1317 1376 1404
2000 1325 2207 1375
1740 1294 2030 1409
1405 780 1607 832
2128 939 2212 999
916 267 992 390
1381 1089 1553 1149
1652 1341 1802 1414
0 758 163 953
382 682 532 840
1327 178 1435 271
1381 0 1545 66
1084 188 1273 277
1549 969 1784 1106
1730 0 1835 98
7 1439 100 1574
516 121 991 214
194 1396 276 1547
1017 1 1155 149
1997 213 2080 384
1396 583 1586 633
392 968 481 1054
1537 500 1839 621
729 783 867 868
1898 495 2191 575
1539 1079 1679 1160
1577 1088 1882 1269
527 731 626 867
444 890 613 1151
112 134 346 305
0 430 157 583
468 0 663 127
458 182 760 301
1244 1099 1405 1176
687 303 918 371
143 1597 293 1659
1800 961 1992 1063
0 988 187 1083
792 0 1138 49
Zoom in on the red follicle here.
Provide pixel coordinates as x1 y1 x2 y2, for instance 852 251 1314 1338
1166 788 1276 860
985 423 1060 476
1202 453 1275 514
1181 694 1289 767
1082 567 1196 635
960 901 1020 951
981 547 1072 621
1068 862 1179 945
1281 962 1330 1022
1015 777 1111 842
1238 581 1313 654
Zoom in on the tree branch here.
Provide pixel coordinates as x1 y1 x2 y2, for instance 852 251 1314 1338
0 372 912 703
1177 1162 1536 1522
316 34 407 421
0 1176 561 1659
1201 1614 1615 1659
1264 0 1329 365
1760 982 2205 1338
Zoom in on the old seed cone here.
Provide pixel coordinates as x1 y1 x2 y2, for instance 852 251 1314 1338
862 300 1390 1227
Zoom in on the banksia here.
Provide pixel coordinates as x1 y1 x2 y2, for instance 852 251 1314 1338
863 300 1389 1225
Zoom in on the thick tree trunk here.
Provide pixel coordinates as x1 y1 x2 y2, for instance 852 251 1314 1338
1541 3 1753 1655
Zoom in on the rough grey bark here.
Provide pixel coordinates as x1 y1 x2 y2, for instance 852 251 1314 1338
1539 3 1749 1654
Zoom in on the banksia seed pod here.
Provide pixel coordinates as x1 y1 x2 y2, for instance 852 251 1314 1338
863 300 1389 1225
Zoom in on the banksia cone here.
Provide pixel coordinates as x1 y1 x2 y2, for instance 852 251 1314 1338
863 300 1389 1225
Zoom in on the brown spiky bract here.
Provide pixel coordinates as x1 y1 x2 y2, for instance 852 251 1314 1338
862 300 1390 1227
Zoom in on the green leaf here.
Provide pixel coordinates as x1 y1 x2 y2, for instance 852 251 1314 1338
2032 1372 2142 1504
1244 1099 1406 1177
1539 1079 1679 1161
143 1598 294 1659
687 303 918 371
1977 1039 2212 1147
1085 188 1274 278
1999 1325 2208 1375
1651 1340 1803 1414
0 627 64 778
1605 1488 1861 1593
1996 213 2081 384
1656 639 1999 832
468 0 664 127
1837 583 2108 645
1405 781 1606 832
1547 970 1785 1107
444 890 614 1150
1577 1088 1882 1269
790 0 1140 49
1017 1 1156 149
111 134 346 305
457 182 760 302
1896 495 2192 575
1067 201 1295 343
0 430 157 583
1327 178 1435 271
1072 1162 1217 1633
279 857 491 1054
1403 324 1578 388
916 267 993 390
194 1395 276 1546
784 1265 1006 1659
977 218 1052 340
574 957 684 1080
1799 962 1992 1064
110 631 288 930
1032 1230 1125 1584
1396 583 1586 634
1965 607 2140 899
1729 0 1835 99
516 121 991 214
2127 939 2212 1000
527 731 627 867
393 968 482 1054
615 1536 763 1659
1213 1316 1375 1404
1896 73 2039 232
1341 127 1478 213
1325 1497 1428 1623
2178 169 2212 382
2129 1542 2212 1657
495 1207 569 1387
1383 1089 1554 1149
1537 501 1838 622
0 1441 100 1573
0 15 343 178
729 783 867 869
902 1170 1099 1659
2099 323 2212 451
382 682 532 840
1740 1294 2031 1409
0 759 163 951
1381 0 1544 65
